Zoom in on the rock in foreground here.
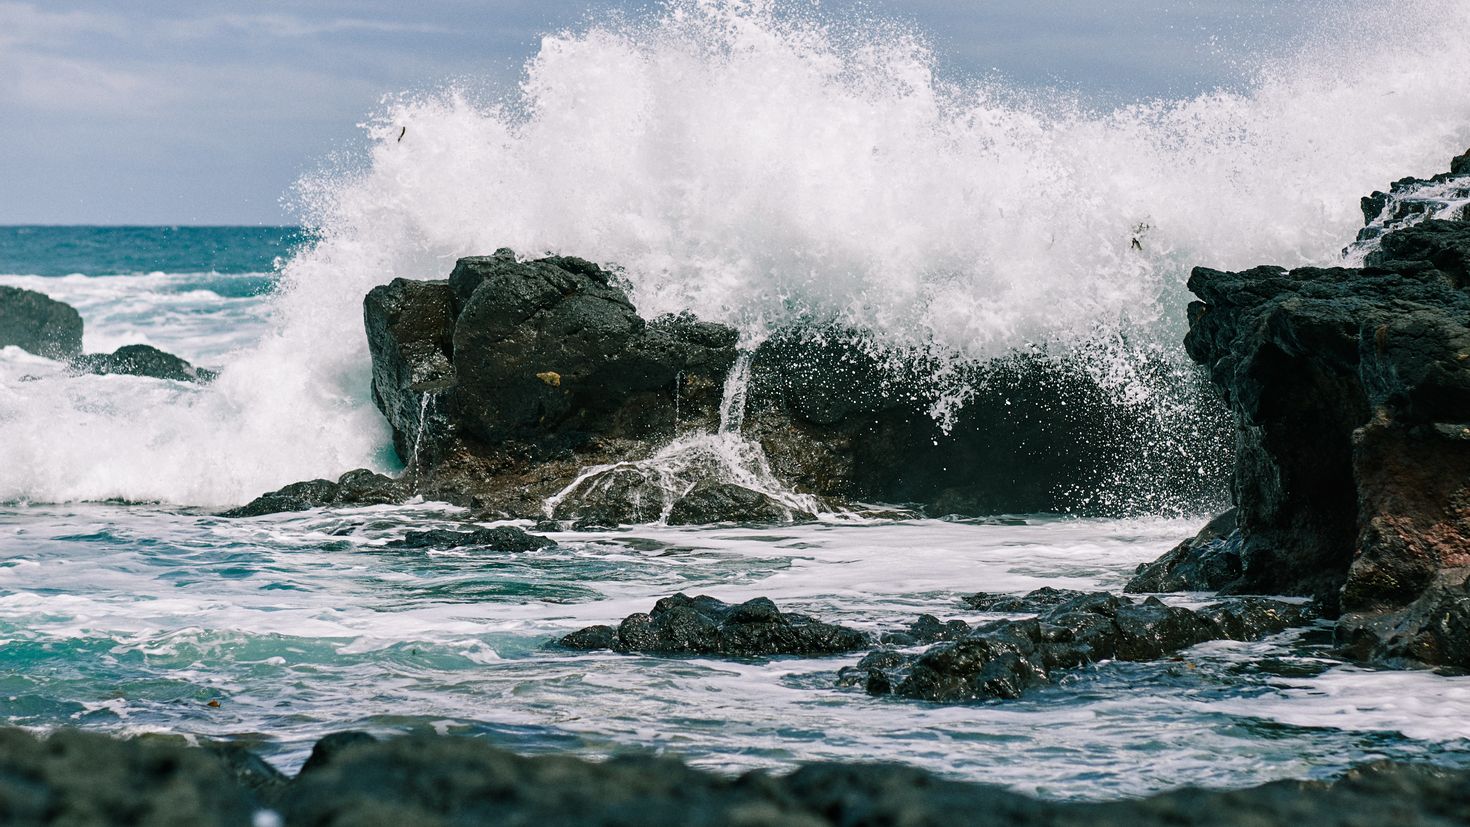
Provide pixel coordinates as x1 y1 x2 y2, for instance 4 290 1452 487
4 727 1470 827
558 593 869 657
0 285 83 360
844 590 1314 702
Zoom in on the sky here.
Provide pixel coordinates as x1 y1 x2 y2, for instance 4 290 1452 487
0 0 1335 225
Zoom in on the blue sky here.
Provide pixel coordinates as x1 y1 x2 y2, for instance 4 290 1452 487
0 1 1333 225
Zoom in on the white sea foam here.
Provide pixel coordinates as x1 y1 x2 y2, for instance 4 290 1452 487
3 0 1470 505
4 506 1465 794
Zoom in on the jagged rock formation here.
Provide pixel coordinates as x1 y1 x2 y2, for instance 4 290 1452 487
0 285 83 359
6 726 1470 827
839 590 1313 702
1134 150 1470 669
364 251 742 520
558 593 869 657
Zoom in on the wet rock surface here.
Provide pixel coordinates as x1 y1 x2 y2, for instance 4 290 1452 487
71 343 217 383
665 481 802 525
743 330 1229 517
386 525 555 551
222 469 408 518
362 251 743 521
0 285 83 360
1126 509 1243 593
558 593 870 657
331 248 1231 524
1134 150 1470 669
842 590 1314 702
5 727 1470 827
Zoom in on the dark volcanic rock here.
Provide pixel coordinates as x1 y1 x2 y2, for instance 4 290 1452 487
880 613 973 646
223 468 408 517
7 726 1470 826
962 586 1091 613
846 589 1314 703
269 736 1470 827
362 251 742 519
1133 151 1470 668
665 481 799 525
743 329 1231 517
362 276 458 468
349 249 1231 522
1126 509 1243 593
0 728 258 826
558 593 869 658
71 343 217 383
0 285 83 359
386 525 555 551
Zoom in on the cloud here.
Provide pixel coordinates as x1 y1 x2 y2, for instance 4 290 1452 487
162 13 456 40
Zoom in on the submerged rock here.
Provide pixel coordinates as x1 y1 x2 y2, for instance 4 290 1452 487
0 285 83 360
558 593 869 658
843 589 1314 703
222 468 408 517
71 343 217 383
386 525 555 551
1133 150 1470 669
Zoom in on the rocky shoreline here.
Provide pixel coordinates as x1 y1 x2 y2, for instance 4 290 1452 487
5 150 1470 822
4 727 1468 827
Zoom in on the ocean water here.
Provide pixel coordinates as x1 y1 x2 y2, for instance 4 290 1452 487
4 0 1470 803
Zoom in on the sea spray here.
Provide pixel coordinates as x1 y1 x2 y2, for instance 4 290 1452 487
543 345 835 523
3 0 1470 506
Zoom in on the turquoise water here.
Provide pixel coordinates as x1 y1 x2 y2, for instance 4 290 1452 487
0 226 307 281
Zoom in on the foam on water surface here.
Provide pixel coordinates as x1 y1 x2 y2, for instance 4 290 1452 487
3 505 1468 798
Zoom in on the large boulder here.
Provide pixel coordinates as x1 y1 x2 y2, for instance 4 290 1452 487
362 251 741 519
0 285 83 359
225 241 1235 521
351 252 1230 522
1135 150 1470 669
